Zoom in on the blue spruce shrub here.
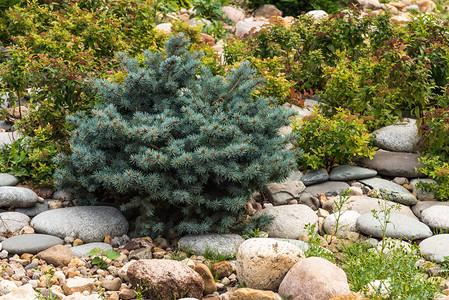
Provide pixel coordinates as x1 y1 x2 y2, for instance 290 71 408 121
54 34 296 237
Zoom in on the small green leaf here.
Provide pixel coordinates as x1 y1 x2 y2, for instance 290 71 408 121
92 257 103 265
105 250 120 260
87 248 101 256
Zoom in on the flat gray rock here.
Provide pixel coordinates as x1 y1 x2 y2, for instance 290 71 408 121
301 169 329 186
324 196 418 220
359 177 416 205
419 234 449 263
412 201 449 219
0 174 19 186
421 206 449 231
358 150 425 178
255 204 318 239
2 234 63 254
329 165 377 181
305 181 350 197
16 200 49 217
0 186 39 208
71 242 113 257
0 211 30 236
178 234 244 257
31 206 128 243
373 119 418 153
356 212 432 240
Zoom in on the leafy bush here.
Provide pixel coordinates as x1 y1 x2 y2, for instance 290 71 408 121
0 129 59 186
320 46 433 129
417 156 449 201
0 1 223 185
418 106 449 161
54 34 296 237
224 11 371 101
292 108 376 170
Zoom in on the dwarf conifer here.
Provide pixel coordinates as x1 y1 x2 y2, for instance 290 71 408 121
54 34 296 237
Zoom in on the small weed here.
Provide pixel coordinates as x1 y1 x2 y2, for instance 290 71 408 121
328 189 350 241
241 228 267 239
303 223 335 263
87 248 120 269
204 246 236 263
35 268 57 300
371 196 401 259
340 241 443 299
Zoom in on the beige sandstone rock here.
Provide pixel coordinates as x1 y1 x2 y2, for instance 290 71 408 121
36 245 75 267
235 238 304 291
63 277 95 295
211 261 233 279
194 263 217 295
0 283 34 300
229 288 282 299
127 259 204 300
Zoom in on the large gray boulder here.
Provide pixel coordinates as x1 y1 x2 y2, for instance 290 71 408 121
31 206 128 243
356 212 432 240
373 119 418 153
0 186 39 208
358 150 425 178
178 234 244 257
419 234 449 263
254 204 318 239
2 234 63 254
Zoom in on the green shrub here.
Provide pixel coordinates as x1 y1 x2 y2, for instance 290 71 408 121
320 46 434 129
0 1 223 185
417 156 449 201
0 128 59 186
292 108 376 170
54 34 296 237
341 241 442 299
418 106 449 161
